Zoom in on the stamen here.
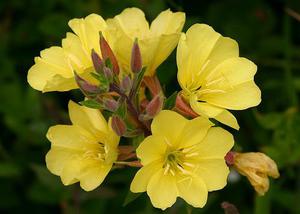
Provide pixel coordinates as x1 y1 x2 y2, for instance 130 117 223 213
164 163 170 175
183 162 195 167
185 152 199 158
170 169 175 176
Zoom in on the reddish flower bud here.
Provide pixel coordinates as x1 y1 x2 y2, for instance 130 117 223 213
103 98 119 112
103 66 113 82
143 75 162 96
131 39 142 73
175 94 198 118
140 94 164 121
74 72 100 96
120 75 132 94
221 202 239 214
111 115 126 136
225 151 235 166
99 32 119 75
91 49 103 73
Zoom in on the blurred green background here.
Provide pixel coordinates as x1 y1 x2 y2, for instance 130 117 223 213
1 0 300 213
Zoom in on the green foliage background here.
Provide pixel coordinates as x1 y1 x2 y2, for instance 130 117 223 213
0 0 300 213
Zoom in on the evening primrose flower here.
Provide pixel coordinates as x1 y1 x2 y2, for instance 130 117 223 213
130 110 234 210
233 152 279 195
177 24 261 129
107 8 185 76
28 14 109 92
46 100 119 191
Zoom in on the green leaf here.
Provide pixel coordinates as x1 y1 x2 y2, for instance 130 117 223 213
115 99 127 119
0 163 21 178
130 67 147 99
122 191 142 207
132 134 145 149
80 99 102 109
164 91 178 110
254 111 284 130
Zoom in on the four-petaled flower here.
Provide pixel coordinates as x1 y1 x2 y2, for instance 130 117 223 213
177 24 261 129
130 110 234 210
46 101 119 191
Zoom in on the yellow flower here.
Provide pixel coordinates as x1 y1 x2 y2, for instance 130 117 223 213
46 100 119 191
177 24 261 129
233 152 280 196
28 14 110 92
130 110 234 210
107 8 185 76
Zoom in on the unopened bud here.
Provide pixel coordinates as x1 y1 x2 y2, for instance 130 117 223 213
225 151 235 166
100 32 119 75
111 115 126 136
103 66 113 82
103 98 119 112
175 94 198 118
74 72 100 96
140 94 164 121
143 76 162 96
91 49 103 73
131 39 142 73
221 202 239 214
233 152 280 196
120 75 132 94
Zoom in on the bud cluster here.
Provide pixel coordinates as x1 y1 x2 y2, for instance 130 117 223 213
75 33 164 137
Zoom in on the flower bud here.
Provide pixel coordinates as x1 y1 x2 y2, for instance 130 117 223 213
99 32 119 75
103 66 113 82
131 39 142 73
221 202 239 214
91 49 103 73
103 98 119 112
175 94 198 118
225 151 235 166
143 75 162 96
139 94 164 121
111 115 126 136
120 75 132 94
233 152 280 196
74 72 100 96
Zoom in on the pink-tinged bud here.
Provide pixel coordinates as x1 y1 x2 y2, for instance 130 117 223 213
131 39 142 73
103 66 113 81
99 32 119 75
120 75 132 94
74 72 100 95
221 202 239 214
111 115 126 136
175 94 198 118
103 98 119 112
143 75 162 96
225 151 235 166
145 94 164 118
91 49 103 73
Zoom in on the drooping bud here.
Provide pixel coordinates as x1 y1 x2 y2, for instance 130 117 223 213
131 39 142 73
74 71 100 96
175 94 198 118
103 98 119 112
233 152 280 196
111 115 126 136
120 75 132 94
99 32 119 75
91 49 103 73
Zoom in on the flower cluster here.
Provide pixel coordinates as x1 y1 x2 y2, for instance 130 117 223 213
27 8 279 210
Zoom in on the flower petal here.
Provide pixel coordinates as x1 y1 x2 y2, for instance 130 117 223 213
177 24 220 90
203 81 261 110
195 127 234 158
46 125 98 150
195 159 230 191
177 175 208 208
147 169 178 210
68 100 108 134
178 116 213 148
136 136 167 165
151 110 187 146
214 110 240 130
78 163 112 191
27 47 74 91
68 14 107 54
150 9 185 36
130 161 162 193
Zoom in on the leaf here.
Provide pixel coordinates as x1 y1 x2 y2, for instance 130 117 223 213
80 99 102 109
132 134 145 149
254 111 283 130
122 191 142 207
0 163 21 178
164 91 178 110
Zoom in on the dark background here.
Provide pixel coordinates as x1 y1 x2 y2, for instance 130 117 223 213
0 0 300 213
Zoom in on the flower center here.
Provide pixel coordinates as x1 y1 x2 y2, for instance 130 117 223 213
82 142 107 162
